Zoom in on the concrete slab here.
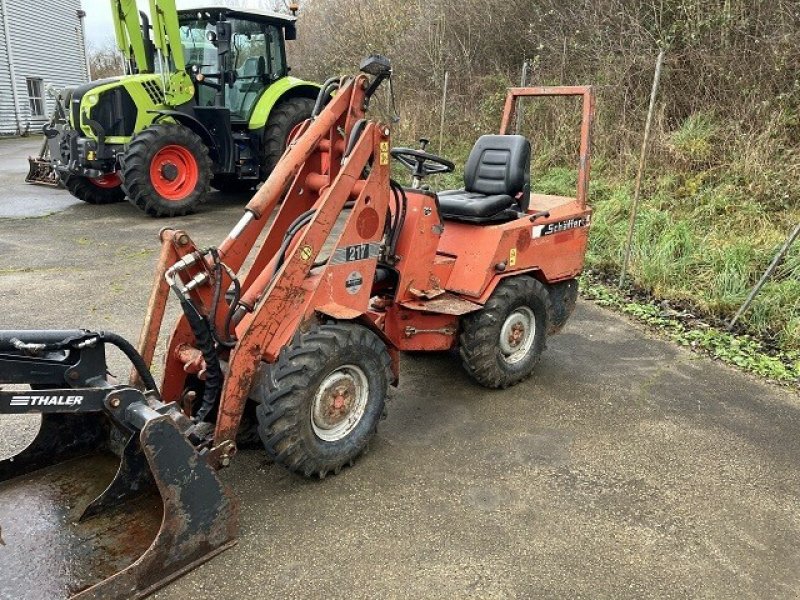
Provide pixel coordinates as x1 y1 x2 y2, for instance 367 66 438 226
0 136 80 218
0 200 798 599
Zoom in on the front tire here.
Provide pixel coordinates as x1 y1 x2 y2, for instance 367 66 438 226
120 124 212 218
64 173 125 204
459 276 551 389
254 322 391 479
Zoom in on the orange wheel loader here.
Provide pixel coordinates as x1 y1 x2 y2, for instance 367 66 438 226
0 56 594 598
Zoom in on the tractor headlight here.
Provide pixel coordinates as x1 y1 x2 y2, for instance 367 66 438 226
86 94 99 106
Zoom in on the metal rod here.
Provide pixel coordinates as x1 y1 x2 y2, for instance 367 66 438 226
130 230 177 388
438 71 449 155
728 222 800 329
1 0 22 134
515 60 530 134
619 49 665 288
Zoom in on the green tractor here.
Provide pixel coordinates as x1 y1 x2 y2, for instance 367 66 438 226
40 0 319 217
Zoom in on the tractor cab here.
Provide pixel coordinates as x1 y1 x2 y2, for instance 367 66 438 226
177 6 296 122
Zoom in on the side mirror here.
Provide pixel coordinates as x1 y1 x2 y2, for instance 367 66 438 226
284 23 297 41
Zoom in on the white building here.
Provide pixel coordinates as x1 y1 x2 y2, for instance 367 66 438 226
0 0 89 135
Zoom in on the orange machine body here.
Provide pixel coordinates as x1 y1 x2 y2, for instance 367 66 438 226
135 78 595 467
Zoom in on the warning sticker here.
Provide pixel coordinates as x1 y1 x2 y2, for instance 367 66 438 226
379 141 389 165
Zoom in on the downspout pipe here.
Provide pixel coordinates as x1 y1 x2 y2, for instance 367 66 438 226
77 9 91 81
0 0 22 134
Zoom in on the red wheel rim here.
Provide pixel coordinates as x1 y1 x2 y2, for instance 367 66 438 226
149 145 199 201
90 172 121 188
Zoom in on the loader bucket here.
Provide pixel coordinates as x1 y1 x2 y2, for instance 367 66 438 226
0 411 238 599
25 156 62 187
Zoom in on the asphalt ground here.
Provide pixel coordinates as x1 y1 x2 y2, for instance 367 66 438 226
1 136 799 599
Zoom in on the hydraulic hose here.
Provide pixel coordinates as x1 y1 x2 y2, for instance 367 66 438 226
100 332 160 396
312 77 340 118
270 208 317 280
179 297 222 423
388 180 408 258
2 330 161 396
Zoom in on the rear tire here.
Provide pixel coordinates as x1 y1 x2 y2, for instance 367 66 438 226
459 276 551 389
254 322 391 479
64 174 125 204
120 124 212 218
262 97 314 176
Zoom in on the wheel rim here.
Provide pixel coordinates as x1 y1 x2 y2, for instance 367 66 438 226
149 145 199 201
311 365 369 442
499 306 536 364
89 172 121 188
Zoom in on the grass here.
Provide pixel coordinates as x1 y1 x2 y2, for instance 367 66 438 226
531 164 799 352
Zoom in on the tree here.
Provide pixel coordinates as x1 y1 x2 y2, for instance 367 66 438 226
88 43 124 80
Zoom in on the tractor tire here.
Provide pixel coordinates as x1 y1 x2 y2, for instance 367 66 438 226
261 97 314 176
120 124 212 218
210 174 256 194
64 173 125 204
459 276 551 389
254 321 391 479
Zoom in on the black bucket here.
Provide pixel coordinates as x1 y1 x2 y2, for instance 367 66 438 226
0 411 238 599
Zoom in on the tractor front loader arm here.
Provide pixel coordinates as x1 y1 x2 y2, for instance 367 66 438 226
149 0 185 71
111 0 153 73
215 119 391 445
149 0 193 104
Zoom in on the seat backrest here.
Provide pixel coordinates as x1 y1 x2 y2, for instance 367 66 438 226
229 57 267 119
238 56 266 79
464 134 531 212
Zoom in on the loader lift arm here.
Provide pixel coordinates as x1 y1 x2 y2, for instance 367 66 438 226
111 0 154 73
147 0 194 104
148 0 185 72
1 57 391 599
135 57 395 466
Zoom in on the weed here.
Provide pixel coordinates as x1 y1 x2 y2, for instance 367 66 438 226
581 274 799 384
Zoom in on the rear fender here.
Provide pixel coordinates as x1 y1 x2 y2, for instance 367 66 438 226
475 270 579 335
248 77 321 130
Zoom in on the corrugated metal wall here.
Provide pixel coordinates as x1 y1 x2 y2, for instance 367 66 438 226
0 0 17 134
0 0 88 135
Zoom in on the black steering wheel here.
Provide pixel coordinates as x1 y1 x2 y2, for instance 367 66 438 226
390 138 455 186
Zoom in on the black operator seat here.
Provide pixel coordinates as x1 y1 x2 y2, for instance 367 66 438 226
438 134 531 224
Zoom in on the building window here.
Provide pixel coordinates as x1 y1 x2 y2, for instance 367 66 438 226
26 78 44 117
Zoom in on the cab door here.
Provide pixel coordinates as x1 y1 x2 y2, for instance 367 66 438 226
228 21 286 122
